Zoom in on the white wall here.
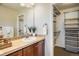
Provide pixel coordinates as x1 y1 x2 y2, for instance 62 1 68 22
55 6 79 48
18 3 53 56
55 12 65 48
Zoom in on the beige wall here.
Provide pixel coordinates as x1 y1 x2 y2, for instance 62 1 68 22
0 5 18 36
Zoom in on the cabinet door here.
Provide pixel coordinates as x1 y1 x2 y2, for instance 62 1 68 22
33 43 39 56
33 40 44 56
23 45 33 56
8 50 22 56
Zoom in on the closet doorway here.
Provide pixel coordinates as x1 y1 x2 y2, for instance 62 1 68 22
18 15 24 37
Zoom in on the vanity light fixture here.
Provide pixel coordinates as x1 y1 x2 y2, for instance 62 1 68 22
20 3 35 8
20 3 25 7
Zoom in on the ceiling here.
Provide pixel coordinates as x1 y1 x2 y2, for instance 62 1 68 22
0 3 34 11
54 3 79 10
1 3 79 11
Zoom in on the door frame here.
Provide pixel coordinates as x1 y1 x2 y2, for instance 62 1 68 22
17 14 24 37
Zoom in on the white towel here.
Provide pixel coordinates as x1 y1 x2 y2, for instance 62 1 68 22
42 25 47 35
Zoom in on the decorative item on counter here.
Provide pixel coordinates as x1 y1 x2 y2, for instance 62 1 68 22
32 26 36 36
28 26 36 36
28 27 32 36
0 26 3 38
0 38 12 50
0 35 3 38
2 26 14 38
42 24 48 36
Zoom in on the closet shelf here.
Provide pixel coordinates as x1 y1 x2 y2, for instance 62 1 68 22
66 45 78 48
65 24 79 25
65 32 79 34
65 39 79 41
65 38 78 41
65 18 79 20
65 36 79 38
65 28 79 30
66 39 79 42
65 11 79 52
65 27 79 29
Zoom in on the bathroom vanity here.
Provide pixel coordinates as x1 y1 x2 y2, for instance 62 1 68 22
0 36 45 56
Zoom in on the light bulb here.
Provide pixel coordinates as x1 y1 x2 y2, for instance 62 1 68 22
20 3 25 6
20 3 35 8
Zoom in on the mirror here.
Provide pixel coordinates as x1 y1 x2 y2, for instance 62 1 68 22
0 3 36 39
17 4 36 37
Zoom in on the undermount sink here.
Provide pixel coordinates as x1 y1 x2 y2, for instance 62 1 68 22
21 36 36 42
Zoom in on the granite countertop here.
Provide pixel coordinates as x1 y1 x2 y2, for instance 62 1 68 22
0 36 45 56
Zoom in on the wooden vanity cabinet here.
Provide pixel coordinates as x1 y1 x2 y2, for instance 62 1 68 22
7 40 44 56
22 40 44 56
8 49 23 56
23 45 33 56
33 41 44 56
